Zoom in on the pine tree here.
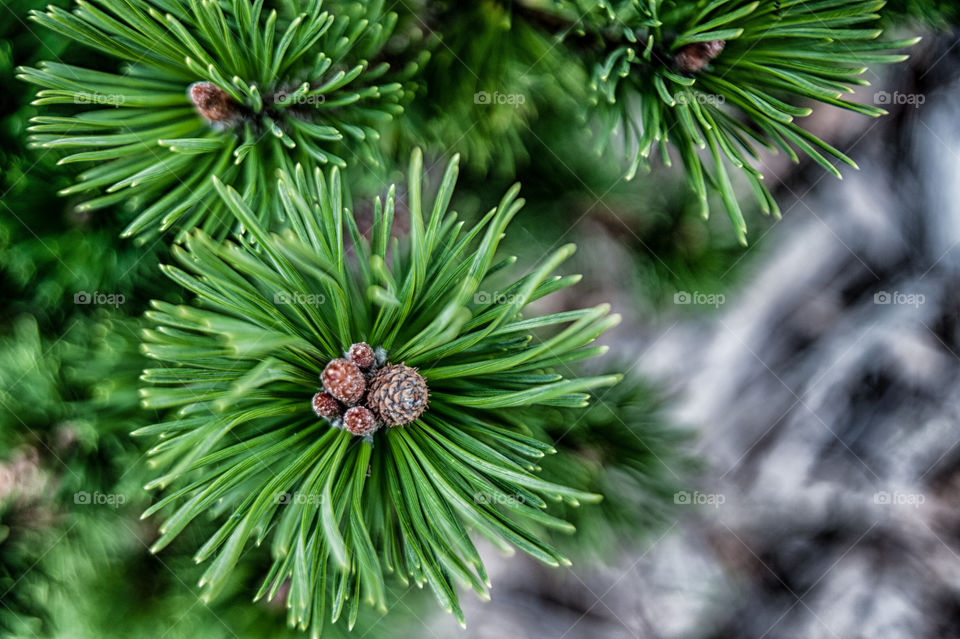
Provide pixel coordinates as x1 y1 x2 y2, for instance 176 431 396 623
0 0 932 636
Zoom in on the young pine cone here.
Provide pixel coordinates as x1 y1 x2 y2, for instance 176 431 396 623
366 364 428 426
321 358 366 405
189 81 241 125
311 392 341 419
674 40 725 74
347 342 375 369
343 406 378 436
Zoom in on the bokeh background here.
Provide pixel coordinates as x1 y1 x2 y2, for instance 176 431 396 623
2 2 959 638
431 18 960 639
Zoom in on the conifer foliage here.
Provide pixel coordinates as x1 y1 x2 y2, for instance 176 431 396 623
19 0 417 239
0 0 930 636
136 151 620 630
576 0 917 243
19 0 917 243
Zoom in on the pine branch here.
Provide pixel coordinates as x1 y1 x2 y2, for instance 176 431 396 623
17 0 918 245
481 0 914 243
574 0 918 244
136 150 620 632
17 0 423 241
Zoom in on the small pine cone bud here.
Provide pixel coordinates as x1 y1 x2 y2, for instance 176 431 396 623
367 364 429 426
311 392 341 419
347 342 375 369
189 81 240 125
343 406 378 436
322 358 366 405
674 40 725 74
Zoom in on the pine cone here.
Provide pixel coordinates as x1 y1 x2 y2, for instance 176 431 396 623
189 81 240 125
674 40 725 73
311 392 341 419
343 406 378 436
321 358 366 405
347 342 375 369
366 364 428 426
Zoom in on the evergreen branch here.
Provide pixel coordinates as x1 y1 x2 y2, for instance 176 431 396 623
523 0 917 243
17 0 424 241
137 151 620 632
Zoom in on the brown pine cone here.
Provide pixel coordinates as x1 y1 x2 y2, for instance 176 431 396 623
366 364 428 426
321 358 366 405
674 40 725 74
311 392 341 419
189 81 240 125
347 342 375 369
343 406 378 436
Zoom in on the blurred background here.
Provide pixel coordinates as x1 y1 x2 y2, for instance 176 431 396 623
2 1 960 638
423 15 960 639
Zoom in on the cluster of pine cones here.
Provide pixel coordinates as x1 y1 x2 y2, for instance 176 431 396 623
311 342 429 436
